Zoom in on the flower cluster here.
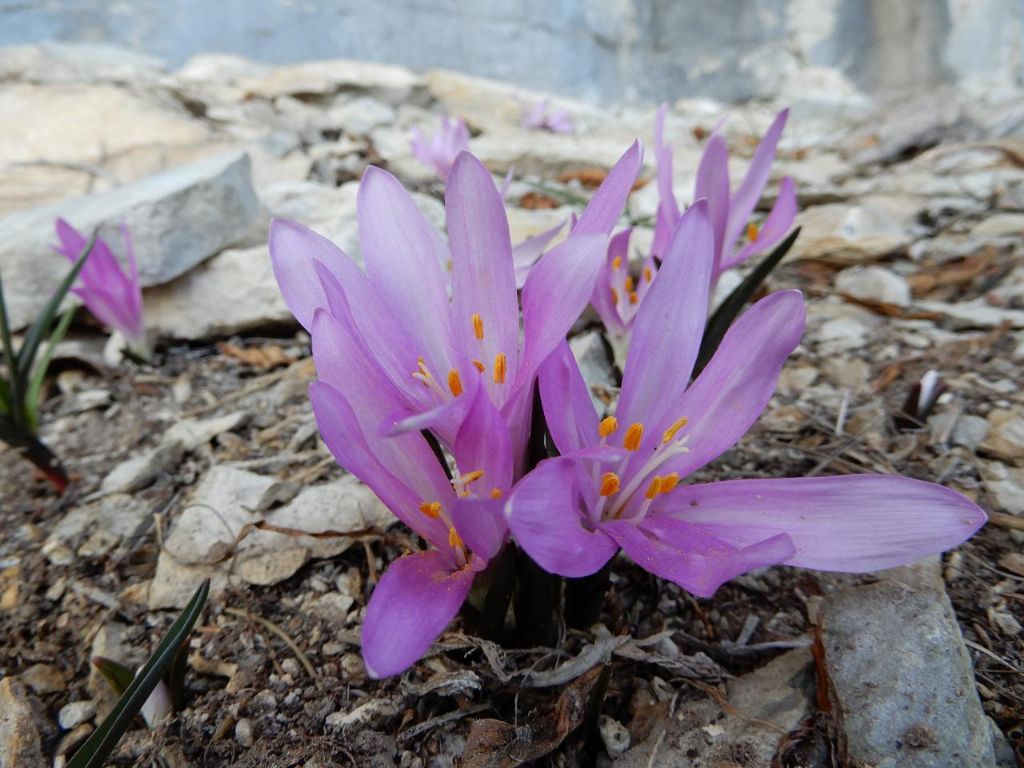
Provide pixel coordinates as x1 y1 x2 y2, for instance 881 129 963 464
271 111 986 678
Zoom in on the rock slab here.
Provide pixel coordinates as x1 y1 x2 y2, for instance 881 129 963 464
0 678 46 768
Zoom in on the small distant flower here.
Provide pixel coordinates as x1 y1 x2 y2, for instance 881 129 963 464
508 200 985 596
522 99 574 134
53 218 145 348
410 116 470 181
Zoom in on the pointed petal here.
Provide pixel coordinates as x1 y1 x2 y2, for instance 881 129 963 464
590 229 630 337
661 474 987 572
454 382 513 494
451 499 506 562
362 550 477 678
357 166 455 369
651 105 682 259
505 457 619 577
446 152 520 393
538 340 599 455
616 200 714 432
309 380 451 545
269 218 368 332
721 175 798 271
512 220 565 289
694 134 730 269
572 141 643 237
381 367 480 447
658 290 805 478
722 109 788 260
601 516 795 598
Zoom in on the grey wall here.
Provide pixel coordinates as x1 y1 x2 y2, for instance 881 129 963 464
1 0 1021 103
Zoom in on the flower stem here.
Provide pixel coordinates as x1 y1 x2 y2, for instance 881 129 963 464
564 562 612 630
477 543 518 642
513 548 561 647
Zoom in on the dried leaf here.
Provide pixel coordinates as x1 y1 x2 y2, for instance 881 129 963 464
217 342 294 370
518 192 559 210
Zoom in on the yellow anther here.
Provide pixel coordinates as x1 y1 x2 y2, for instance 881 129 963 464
448 369 463 397
624 422 644 451
448 526 464 550
599 472 621 497
460 469 486 485
658 473 681 494
625 275 635 293
419 501 442 518
598 416 618 438
472 359 485 373
662 416 689 444
494 352 507 384
611 255 623 270
610 287 619 305
629 290 639 305
643 266 653 283
471 313 484 340
645 476 662 499
747 221 759 242
490 487 503 499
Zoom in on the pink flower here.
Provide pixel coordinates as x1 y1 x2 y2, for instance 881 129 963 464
522 99 574 134
410 116 470 181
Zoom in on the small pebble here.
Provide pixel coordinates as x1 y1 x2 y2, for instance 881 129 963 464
58 700 97 730
235 717 254 748
990 611 1022 637
599 715 631 756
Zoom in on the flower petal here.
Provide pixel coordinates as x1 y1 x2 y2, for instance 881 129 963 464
357 166 456 371
451 498 506 562
538 340 599 455
590 228 630 338
572 141 643 237
601 516 795 598
694 133 730 270
362 549 478 678
660 474 987 572
721 175 797 272
616 200 714 432
657 289 805 478
512 220 565 289
651 105 682 259
454 381 514 494
446 152 520 398
722 109 788 260
505 457 619 578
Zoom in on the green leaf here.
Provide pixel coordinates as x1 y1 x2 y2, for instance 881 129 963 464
24 306 74 433
0 377 11 416
0 414 68 492
66 579 209 768
0 271 22 428
693 227 801 378
16 231 95 394
90 657 135 696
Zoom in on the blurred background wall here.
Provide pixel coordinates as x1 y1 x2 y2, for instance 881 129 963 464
2 0 1021 103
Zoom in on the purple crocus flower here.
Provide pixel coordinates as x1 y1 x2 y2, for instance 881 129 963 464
410 116 470 182
271 144 642 470
652 104 798 280
507 201 985 596
53 218 145 346
522 99 574 134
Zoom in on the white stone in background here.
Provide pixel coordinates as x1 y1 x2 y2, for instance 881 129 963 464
241 59 423 106
470 130 643 179
914 300 1024 329
0 43 166 85
970 212 1024 239
58 701 96 730
0 678 47 768
598 716 631 756
327 95 396 135
0 151 260 329
790 197 919 264
978 461 1024 515
951 414 990 452
981 409 1024 466
835 265 912 307
570 331 615 413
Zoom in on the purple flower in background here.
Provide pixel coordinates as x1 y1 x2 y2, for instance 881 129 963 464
507 200 985 596
522 99 574 134
653 104 798 280
271 144 642 469
53 218 145 346
410 116 470 181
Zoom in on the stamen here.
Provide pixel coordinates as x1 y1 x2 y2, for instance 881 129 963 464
662 416 689 444
643 266 653 283
448 526 464 550
611 255 623 271
472 313 484 340
598 416 618 438
419 501 442 518
625 275 635 293
628 290 639 305
624 422 644 451
460 469 485 485
599 472 621 497
658 473 680 494
448 369 463 397
644 476 662 499
490 487 503 499
472 359 486 373
747 222 759 241
493 352 507 384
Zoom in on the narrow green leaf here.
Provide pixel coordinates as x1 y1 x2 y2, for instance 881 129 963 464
16 231 95 393
66 578 209 768
24 306 74 433
693 227 801 378
90 657 135 696
0 377 10 416
0 413 68 491
0 271 22 428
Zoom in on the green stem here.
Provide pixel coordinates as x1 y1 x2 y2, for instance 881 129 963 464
513 549 561 647
477 543 518 642
564 562 612 631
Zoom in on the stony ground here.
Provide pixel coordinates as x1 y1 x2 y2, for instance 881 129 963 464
1 43 1023 767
